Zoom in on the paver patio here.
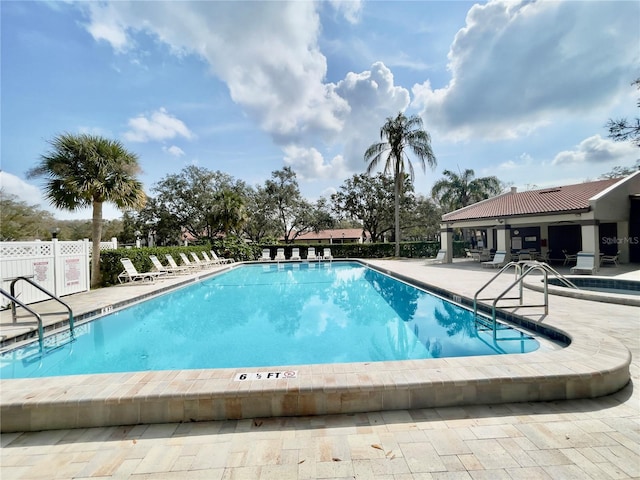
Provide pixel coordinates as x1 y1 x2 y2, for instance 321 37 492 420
1 259 638 479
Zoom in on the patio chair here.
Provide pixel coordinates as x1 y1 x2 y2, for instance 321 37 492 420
200 251 222 265
210 250 235 264
428 249 446 264
179 252 205 270
468 250 481 262
259 249 271 261
149 254 189 275
307 247 318 260
563 250 578 266
118 258 167 284
190 252 217 268
290 247 301 261
571 252 597 274
600 251 619 266
481 250 507 268
274 248 286 261
479 249 492 262
322 248 333 260
166 254 198 272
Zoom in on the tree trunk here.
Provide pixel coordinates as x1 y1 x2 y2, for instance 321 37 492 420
91 200 103 288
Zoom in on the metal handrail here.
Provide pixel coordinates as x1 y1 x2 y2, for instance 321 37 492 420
0 288 45 351
9 276 75 338
473 260 579 338
473 261 521 318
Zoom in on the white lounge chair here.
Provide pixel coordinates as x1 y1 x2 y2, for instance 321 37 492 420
322 248 333 260
190 252 217 267
481 251 507 268
600 251 619 266
179 252 204 270
425 249 446 264
307 247 318 260
290 247 301 260
118 258 167 284
571 252 596 274
259 249 271 261
166 254 198 272
149 254 189 275
210 250 234 264
275 248 286 261
200 252 221 265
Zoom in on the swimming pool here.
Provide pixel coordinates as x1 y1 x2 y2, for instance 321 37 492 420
0 262 538 379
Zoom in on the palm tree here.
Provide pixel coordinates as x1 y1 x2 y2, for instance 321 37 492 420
431 168 502 212
364 112 437 256
210 188 248 236
28 133 146 287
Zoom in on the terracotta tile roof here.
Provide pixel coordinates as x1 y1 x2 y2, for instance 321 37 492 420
294 228 364 241
442 178 621 222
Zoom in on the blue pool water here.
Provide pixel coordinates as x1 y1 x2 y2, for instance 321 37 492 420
0 262 539 379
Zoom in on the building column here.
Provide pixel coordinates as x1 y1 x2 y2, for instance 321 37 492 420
581 221 600 270
496 224 512 261
440 226 454 263
486 228 495 250
539 224 549 258
616 221 629 263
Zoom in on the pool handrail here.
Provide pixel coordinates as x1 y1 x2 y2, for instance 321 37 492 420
0 287 45 351
473 261 578 338
9 276 75 335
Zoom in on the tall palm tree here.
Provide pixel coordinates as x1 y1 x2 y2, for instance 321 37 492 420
431 168 502 212
28 133 146 287
364 112 437 256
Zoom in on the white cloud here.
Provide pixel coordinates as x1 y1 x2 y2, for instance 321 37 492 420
328 0 363 24
82 2 349 144
79 2 416 180
331 62 410 171
84 2 130 52
283 145 348 181
412 0 640 140
124 108 194 143
552 135 637 166
0 172 43 204
163 145 185 157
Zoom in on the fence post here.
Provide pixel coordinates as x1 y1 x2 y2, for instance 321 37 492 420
84 239 91 291
111 237 118 249
52 238 60 297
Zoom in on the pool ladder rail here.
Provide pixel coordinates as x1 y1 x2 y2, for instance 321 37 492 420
1 276 75 353
473 261 578 338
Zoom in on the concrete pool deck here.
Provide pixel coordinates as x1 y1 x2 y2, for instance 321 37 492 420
1 259 638 478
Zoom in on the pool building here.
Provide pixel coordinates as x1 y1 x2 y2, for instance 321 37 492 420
438 170 640 266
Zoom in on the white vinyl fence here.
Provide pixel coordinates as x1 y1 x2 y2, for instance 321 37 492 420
0 238 117 307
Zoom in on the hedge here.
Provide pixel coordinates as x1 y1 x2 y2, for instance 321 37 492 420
99 241 467 287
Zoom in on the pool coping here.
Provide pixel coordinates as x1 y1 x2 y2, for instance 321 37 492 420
0 260 631 432
524 275 640 306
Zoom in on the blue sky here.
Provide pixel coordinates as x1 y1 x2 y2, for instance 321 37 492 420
2 0 638 220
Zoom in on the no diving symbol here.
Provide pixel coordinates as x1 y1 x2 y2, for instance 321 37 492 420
283 371 296 378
